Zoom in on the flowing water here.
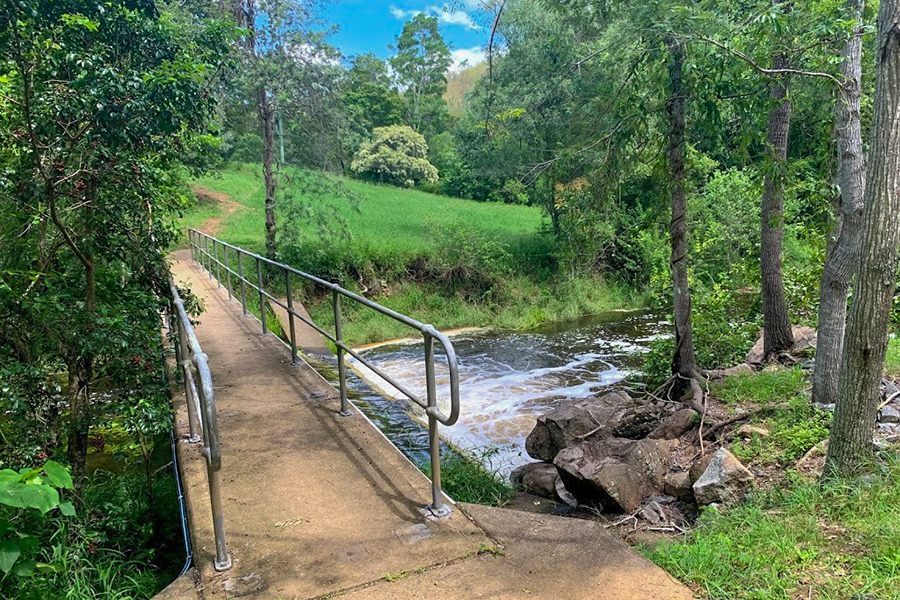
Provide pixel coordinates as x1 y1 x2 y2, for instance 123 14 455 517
347 310 670 475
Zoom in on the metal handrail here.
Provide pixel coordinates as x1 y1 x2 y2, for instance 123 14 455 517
187 228 460 517
168 276 232 570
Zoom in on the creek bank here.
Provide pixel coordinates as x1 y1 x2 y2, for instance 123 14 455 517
511 335 900 540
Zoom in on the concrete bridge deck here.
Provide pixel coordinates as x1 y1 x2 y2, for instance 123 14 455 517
164 251 694 600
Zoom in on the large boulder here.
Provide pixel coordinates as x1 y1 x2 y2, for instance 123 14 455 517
553 438 675 513
525 391 664 462
692 448 755 505
746 326 817 365
509 462 560 500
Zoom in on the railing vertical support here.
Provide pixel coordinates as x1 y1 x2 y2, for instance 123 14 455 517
333 290 351 417
175 311 202 443
188 230 195 262
256 258 267 336
285 272 299 365
214 241 222 287
423 333 450 517
237 251 248 316
205 236 213 278
224 246 232 300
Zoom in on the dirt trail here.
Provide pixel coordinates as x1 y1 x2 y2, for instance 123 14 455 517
191 186 242 235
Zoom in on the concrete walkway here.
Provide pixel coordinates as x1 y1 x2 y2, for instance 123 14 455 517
167 251 694 600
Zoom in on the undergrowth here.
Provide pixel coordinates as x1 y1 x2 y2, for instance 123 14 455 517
419 449 514 507
648 457 900 600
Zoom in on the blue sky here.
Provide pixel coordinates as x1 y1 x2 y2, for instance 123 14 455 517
321 1 490 71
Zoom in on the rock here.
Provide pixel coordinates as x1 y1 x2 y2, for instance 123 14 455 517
663 470 694 503
878 405 900 424
639 501 667 525
745 325 817 365
814 402 836 412
796 439 828 472
553 438 674 513
737 424 770 439
510 462 559 500
883 379 900 399
648 408 697 440
555 476 578 507
525 391 663 461
692 449 755 506
689 452 716 483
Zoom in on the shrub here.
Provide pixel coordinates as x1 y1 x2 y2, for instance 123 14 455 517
351 126 439 186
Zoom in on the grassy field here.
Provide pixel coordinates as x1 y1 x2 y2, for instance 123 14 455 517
183 163 641 344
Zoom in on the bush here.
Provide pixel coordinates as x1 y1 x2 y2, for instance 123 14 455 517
351 126 439 186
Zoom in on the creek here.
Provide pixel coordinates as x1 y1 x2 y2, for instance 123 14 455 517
338 310 670 475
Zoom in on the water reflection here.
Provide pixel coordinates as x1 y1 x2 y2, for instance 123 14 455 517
350 310 670 474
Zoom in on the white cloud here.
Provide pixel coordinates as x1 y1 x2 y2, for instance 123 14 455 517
435 8 477 29
450 46 486 72
390 6 422 20
389 4 478 30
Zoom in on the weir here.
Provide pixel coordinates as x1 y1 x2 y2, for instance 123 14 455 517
155 244 693 600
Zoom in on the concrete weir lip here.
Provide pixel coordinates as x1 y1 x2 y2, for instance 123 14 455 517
162 250 693 600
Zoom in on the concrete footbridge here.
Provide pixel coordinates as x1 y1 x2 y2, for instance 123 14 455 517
155 231 694 600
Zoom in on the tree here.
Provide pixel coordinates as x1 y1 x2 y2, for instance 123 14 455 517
759 0 795 362
0 0 230 487
390 14 452 137
812 0 867 406
351 125 439 186
826 0 900 475
231 0 331 259
667 34 700 384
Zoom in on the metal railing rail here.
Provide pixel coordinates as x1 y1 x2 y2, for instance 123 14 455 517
168 276 232 570
187 228 460 517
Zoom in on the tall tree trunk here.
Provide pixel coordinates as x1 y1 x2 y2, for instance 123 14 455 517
666 35 699 382
812 0 867 406
258 87 278 260
826 0 900 476
760 38 795 360
68 184 96 493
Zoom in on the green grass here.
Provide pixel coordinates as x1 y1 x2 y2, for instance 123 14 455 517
885 335 900 378
184 163 642 344
647 457 900 600
419 449 514 506
710 368 831 467
189 163 545 259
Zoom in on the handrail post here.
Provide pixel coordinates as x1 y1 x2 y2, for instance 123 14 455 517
214 240 222 287
285 271 299 365
333 290 352 417
193 364 231 572
205 235 213 278
256 258 267 336
224 246 232 300
424 333 450 518
237 250 248 316
188 230 194 263
175 310 202 443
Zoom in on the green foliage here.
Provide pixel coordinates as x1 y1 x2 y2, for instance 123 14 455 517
390 14 452 137
885 335 900 379
351 126 439 186
648 458 900 599
644 285 761 382
0 461 74 578
419 449 514 507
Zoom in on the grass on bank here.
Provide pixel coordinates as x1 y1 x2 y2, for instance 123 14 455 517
185 163 643 345
648 457 900 600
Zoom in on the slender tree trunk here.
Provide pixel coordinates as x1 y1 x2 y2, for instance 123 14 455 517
258 87 278 260
666 35 699 382
812 0 867 406
760 39 795 360
826 0 900 476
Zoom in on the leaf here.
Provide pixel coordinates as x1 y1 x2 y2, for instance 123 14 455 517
58 501 76 517
0 482 59 513
0 540 20 574
12 561 35 577
43 461 73 490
